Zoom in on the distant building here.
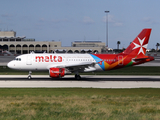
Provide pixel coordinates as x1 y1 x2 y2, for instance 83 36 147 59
0 31 16 37
0 31 104 54
72 41 105 47
0 31 61 54
0 31 25 42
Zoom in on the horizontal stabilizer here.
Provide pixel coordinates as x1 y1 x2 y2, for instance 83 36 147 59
133 57 148 61
132 56 154 62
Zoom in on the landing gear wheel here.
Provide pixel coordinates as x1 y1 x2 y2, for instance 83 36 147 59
28 76 32 80
75 74 81 80
59 74 62 79
28 71 32 80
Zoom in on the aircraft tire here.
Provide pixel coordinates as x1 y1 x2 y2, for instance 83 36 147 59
75 74 81 80
28 76 32 80
59 74 62 79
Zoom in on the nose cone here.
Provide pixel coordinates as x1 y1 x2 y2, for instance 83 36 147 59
7 61 14 69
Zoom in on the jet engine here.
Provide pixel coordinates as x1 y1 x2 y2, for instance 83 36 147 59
49 68 65 78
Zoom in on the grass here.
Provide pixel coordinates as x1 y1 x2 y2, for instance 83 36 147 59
1 66 160 75
1 66 160 119
0 88 160 119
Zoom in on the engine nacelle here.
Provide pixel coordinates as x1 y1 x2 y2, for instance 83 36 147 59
49 68 65 78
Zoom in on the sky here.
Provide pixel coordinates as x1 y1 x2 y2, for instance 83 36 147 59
0 0 160 49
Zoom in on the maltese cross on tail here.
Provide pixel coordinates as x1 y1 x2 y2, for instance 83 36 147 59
132 37 148 55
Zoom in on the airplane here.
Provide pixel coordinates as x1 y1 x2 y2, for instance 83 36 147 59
7 28 154 79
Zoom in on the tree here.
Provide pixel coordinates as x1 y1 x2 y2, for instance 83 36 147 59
117 41 121 49
156 43 160 51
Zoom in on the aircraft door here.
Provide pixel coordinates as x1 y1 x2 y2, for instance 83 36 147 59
26 55 32 65
118 56 123 65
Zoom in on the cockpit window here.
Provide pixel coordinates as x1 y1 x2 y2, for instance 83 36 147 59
14 58 21 61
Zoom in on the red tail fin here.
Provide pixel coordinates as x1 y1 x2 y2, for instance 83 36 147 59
122 28 152 57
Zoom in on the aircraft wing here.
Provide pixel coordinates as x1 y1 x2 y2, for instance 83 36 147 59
65 62 96 72
47 62 96 72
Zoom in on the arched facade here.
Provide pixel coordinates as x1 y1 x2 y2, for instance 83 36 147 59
67 50 73 53
74 50 79 53
0 44 8 51
29 44 34 53
22 44 28 54
9 44 15 53
87 50 92 53
42 44 47 52
35 44 41 51
81 50 86 53
0 41 101 54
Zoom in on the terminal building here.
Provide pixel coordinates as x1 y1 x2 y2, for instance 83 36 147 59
0 31 105 54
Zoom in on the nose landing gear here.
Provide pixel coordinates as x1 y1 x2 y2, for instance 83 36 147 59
28 71 32 80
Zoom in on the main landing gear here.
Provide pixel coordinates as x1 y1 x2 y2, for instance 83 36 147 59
28 71 32 80
75 74 81 80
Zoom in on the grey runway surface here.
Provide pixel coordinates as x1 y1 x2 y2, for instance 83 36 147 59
0 75 160 88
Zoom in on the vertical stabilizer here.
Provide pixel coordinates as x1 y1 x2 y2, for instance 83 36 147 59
122 29 151 57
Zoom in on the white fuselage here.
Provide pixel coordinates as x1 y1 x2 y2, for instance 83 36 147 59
7 53 103 72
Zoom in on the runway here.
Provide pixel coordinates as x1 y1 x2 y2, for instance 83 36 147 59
0 75 160 88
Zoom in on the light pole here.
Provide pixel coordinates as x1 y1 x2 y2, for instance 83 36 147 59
105 10 109 48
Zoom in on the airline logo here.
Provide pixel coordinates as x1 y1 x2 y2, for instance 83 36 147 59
132 37 148 55
35 55 62 62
